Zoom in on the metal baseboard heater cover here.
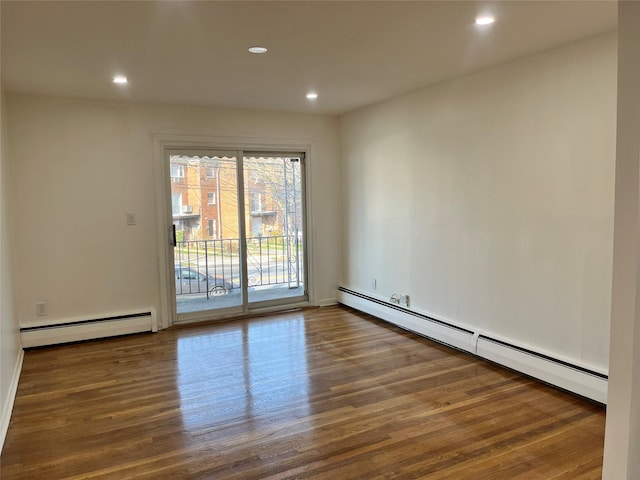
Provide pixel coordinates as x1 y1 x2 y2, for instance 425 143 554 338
20 311 157 348
337 287 608 404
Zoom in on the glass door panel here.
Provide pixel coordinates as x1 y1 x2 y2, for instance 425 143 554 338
243 154 306 305
170 153 243 316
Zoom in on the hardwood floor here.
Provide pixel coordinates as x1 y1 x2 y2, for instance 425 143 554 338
1 306 605 479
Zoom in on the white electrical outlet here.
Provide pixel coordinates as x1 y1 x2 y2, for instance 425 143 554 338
36 302 47 316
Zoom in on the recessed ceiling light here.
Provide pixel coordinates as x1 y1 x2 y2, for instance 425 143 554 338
475 15 495 26
113 75 128 84
248 46 268 54
306 92 318 100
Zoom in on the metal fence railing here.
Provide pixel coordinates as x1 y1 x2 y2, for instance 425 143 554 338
174 235 303 296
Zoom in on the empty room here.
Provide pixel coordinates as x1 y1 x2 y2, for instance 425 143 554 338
1 1 639 478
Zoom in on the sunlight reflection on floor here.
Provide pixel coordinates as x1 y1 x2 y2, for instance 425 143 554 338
177 315 310 432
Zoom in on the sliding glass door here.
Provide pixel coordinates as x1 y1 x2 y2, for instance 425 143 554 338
243 154 305 306
170 151 243 317
168 149 307 322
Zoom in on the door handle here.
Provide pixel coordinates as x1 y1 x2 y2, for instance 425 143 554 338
171 225 177 247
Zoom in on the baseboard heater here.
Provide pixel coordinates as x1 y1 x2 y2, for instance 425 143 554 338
337 287 608 404
20 310 157 348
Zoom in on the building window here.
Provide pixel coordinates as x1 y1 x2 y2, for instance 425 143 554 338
171 193 182 215
208 192 216 205
208 219 217 238
250 192 262 212
206 167 216 178
170 165 185 178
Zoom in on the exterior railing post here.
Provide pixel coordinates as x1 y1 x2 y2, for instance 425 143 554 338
205 240 209 299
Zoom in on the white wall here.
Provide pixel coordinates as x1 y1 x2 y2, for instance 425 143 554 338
0 87 22 447
6 95 341 329
603 2 640 477
340 32 617 372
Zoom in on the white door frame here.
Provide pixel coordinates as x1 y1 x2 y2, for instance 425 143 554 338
152 134 314 329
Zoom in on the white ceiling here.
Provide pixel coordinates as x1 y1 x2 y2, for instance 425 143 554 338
1 1 617 116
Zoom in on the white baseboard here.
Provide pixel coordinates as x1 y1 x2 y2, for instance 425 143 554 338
476 337 607 403
338 287 608 404
317 298 338 307
338 288 473 351
1 348 24 451
21 311 156 348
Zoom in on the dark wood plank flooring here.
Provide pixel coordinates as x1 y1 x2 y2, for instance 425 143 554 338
0 306 605 479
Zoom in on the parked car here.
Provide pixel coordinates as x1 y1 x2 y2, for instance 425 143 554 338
175 266 233 295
